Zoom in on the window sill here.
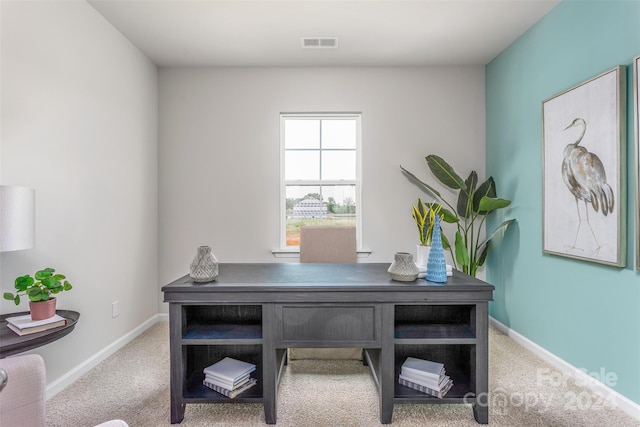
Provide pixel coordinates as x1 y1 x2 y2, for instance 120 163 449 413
272 249 372 259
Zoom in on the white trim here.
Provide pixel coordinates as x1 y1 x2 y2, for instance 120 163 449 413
45 313 168 399
279 112 363 250
489 316 640 421
271 248 372 258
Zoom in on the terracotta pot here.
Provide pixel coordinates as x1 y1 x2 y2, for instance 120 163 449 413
29 297 57 321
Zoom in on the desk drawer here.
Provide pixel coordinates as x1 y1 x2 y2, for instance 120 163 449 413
275 304 380 347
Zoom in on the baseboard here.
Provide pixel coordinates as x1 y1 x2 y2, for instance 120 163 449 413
46 313 167 399
489 316 640 421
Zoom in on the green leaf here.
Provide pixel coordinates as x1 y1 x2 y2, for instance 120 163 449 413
63 281 72 291
425 155 467 191
28 287 42 297
454 231 469 267
53 274 66 280
474 178 497 214
42 277 56 288
14 295 20 305
438 208 459 224
35 269 53 281
457 171 478 218
14 275 34 291
477 242 489 267
400 166 442 199
478 197 511 213
3 292 15 300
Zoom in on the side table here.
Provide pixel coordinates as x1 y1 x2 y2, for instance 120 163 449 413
0 310 80 358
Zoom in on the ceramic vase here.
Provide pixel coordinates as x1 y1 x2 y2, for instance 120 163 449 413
190 246 219 282
388 252 419 282
426 215 447 283
30 297 56 321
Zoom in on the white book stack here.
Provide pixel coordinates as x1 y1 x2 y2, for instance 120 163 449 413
5 314 67 336
398 357 453 398
202 357 257 399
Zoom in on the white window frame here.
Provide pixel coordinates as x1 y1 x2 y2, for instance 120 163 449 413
279 112 363 252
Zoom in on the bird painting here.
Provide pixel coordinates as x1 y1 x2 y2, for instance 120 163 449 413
561 117 614 254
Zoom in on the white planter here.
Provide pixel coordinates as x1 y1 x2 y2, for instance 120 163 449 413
416 244 431 267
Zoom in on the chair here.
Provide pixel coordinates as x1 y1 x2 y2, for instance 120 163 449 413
290 226 361 360
0 354 128 427
299 226 357 263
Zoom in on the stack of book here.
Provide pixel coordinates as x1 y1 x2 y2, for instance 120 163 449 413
398 356 453 398
202 357 257 399
5 313 67 336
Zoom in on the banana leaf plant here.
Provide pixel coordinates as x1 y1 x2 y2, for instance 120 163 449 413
401 155 515 277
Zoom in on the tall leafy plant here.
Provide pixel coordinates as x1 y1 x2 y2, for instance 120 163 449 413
401 155 515 277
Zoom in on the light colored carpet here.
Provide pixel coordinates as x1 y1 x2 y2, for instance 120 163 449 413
46 322 640 426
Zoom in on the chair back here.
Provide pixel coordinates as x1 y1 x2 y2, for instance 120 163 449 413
299 226 356 263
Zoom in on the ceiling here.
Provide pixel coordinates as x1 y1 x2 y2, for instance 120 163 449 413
88 0 559 67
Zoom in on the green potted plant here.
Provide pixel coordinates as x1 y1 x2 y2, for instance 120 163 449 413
412 198 444 266
3 268 72 320
402 155 515 277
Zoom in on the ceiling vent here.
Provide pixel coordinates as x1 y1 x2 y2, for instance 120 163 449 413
301 37 339 49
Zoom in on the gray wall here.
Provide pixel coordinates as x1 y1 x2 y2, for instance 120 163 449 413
158 66 486 304
0 1 158 385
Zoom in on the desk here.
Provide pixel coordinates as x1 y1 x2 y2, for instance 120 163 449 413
0 310 80 358
162 263 493 424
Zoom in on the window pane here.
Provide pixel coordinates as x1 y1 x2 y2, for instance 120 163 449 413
322 120 356 149
321 151 356 180
285 151 319 180
285 185 323 246
321 185 357 224
285 120 320 149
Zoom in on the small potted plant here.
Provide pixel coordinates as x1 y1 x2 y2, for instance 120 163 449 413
3 268 72 320
412 198 442 266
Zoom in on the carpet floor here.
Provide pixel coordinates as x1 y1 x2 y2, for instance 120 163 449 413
46 322 640 426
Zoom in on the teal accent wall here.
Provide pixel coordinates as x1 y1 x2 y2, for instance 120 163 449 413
486 0 640 404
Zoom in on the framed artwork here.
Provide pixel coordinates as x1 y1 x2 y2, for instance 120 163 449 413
635 55 640 270
542 65 626 267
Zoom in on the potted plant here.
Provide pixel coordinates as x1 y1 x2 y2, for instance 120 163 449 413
412 198 443 266
402 155 515 277
3 268 72 320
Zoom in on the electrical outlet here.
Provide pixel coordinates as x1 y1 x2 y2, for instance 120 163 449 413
112 301 119 318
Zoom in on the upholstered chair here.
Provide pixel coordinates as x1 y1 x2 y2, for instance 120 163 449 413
0 354 128 427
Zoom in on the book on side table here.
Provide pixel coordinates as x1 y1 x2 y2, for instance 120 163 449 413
5 314 67 336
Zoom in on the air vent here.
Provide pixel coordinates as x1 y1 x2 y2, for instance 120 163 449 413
301 37 339 49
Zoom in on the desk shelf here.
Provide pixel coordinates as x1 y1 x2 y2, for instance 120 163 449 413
393 306 478 409
177 305 265 408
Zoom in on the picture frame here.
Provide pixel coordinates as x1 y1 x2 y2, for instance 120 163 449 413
634 55 640 270
542 65 626 267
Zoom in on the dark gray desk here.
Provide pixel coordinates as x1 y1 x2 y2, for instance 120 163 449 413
162 263 493 424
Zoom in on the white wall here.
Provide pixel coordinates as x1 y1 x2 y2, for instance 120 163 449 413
158 67 486 302
0 1 158 384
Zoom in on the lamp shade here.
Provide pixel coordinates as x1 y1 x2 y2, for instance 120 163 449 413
0 185 35 252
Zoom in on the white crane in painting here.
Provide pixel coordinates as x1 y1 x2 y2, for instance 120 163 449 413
561 117 614 253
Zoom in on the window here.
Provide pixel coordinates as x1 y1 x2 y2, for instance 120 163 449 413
280 113 361 249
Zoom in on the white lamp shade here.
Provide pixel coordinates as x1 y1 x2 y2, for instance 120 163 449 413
0 185 35 252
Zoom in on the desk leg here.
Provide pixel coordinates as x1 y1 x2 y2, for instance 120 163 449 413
380 304 394 424
473 302 489 424
169 303 186 423
263 304 277 424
